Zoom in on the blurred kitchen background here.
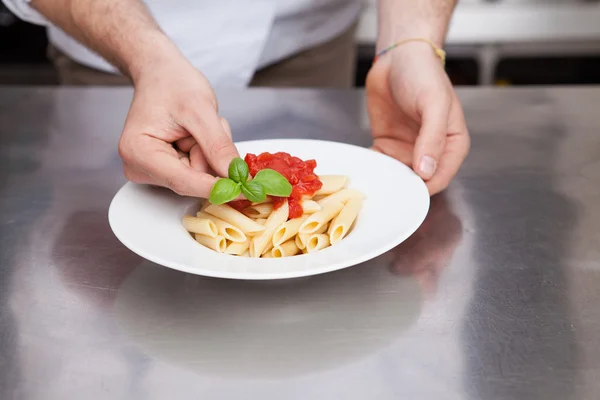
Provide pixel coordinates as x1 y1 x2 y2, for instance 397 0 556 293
2 0 600 87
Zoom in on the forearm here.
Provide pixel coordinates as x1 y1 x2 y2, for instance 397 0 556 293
30 0 183 81
376 0 457 51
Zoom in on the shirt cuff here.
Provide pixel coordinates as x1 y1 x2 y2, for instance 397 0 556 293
2 0 48 25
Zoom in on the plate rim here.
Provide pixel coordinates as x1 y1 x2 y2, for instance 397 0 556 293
108 138 430 280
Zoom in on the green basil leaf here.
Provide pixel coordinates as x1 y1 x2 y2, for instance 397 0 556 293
241 180 266 203
228 157 249 183
209 178 241 205
252 169 293 197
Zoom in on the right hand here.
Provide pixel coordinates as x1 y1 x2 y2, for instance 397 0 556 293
118 56 238 198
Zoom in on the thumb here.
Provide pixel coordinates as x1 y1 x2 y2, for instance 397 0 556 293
133 138 219 198
181 102 239 178
413 100 449 180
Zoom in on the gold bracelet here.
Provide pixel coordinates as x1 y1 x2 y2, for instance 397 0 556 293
373 38 446 66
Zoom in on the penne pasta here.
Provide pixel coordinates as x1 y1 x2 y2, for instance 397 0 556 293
328 197 363 245
272 239 300 258
248 238 255 257
263 241 274 256
250 201 289 257
183 152 365 258
296 222 328 249
272 215 308 246
295 234 305 250
300 200 321 214
298 201 344 235
314 175 349 196
306 233 330 253
248 232 275 257
182 215 217 237
204 204 265 235
225 238 251 255
317 188 364 207
197 211 246 243
243 202 274 219
195 234 226 253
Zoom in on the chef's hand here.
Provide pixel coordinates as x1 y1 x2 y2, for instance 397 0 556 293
118 57 238 198
366 43 470 195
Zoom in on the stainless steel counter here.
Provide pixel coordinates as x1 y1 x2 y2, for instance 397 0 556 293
2 86 600 400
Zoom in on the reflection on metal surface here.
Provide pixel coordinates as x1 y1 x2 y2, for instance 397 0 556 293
390 193 463 298
2 87 600 398
114 258 422 379
459 93 579 400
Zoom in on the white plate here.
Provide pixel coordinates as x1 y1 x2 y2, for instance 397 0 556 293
108 139 430 280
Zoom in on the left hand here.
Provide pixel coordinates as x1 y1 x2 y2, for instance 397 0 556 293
366 42 470 195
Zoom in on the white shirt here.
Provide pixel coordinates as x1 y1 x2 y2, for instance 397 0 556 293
3 0 364 87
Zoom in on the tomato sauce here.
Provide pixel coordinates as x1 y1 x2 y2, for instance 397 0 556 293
244 152 323 219
228 199 252 213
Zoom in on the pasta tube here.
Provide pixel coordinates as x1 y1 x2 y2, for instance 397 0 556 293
314 175 348 196
272 215 308 246
295 233 305 250
271 239 300 258
298 201 344 235
204 204 265 235
225 238 251 255
317 188 364 207
328 197 362 245
249 233 275 257
243 202 274 219
263 241 274 256
296 222 328 249
197 211 246 243
250 201 289 257
306 233 330 253
300 200 321 214
194 234 226 253
182 215 217 237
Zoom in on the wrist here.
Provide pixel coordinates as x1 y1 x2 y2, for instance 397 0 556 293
376 0 455 52
377 26 444 54
375 39 446 69
127 32 188 85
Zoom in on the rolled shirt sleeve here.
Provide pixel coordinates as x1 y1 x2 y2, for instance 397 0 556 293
2 0 48 25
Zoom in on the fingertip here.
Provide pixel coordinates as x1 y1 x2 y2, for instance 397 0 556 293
416 155 437 180
175 169 219 198
184 110 239 178
149 153 218 198
209 139 240 177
